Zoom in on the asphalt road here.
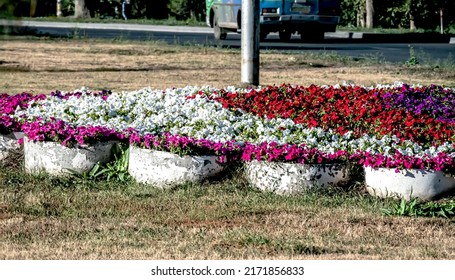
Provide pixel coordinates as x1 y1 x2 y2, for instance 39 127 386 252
3 20 455 64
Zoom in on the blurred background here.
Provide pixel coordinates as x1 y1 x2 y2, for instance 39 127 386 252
1 0 455 34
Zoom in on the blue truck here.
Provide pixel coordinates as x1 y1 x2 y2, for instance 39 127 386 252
206 0 341 41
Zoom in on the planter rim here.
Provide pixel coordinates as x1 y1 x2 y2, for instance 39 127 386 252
364 166 455 200
244 160 349 166
128 145 225 187
129 145 220 158
365 166 445 174
23 136 118 148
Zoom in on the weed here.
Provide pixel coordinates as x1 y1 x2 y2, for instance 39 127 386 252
382 198 420 217
382 198 455 218
69 142 130 183
405 45 419 67
418 51 455 71
69 27 87 39
241 234 271 246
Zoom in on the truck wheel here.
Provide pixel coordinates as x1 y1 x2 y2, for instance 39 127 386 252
279 30 291 42
300 30 325 42
214 16 227 40
260 31 268 41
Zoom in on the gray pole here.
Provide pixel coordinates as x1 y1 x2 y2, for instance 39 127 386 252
241 0 260 86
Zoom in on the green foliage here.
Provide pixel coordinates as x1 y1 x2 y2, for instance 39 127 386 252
405 45 419 67
70 142 130 182
382 198 420 216
0 0 16 18
340 0 364 27
340 0 455 31
61 0 74 16
382 198 455 218
7 0 455 32
168 0 205 21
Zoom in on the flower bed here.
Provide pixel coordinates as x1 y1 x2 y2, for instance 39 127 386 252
127 131 240 186
24 137 117 176
202 83 455 146
0 92 45 135
2 83 455 198
0 93 44 160
364 167 455 201
128 146 225 187
245 161 350 194
0 132 23 160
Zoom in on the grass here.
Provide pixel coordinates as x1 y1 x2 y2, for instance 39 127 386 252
1 151 455 260
1 34 455 259
18 16 207 27
2 35 455 94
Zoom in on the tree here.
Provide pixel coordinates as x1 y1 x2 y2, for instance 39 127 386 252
168 0 204 21
365 0 374 28
30 0 37 16
56 0 62 17
407 0 416 30
74 0 90 18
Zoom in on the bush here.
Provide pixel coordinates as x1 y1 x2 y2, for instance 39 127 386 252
7 0 455 32
168 0 205 21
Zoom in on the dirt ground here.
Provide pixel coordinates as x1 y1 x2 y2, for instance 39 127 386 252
2 36 455 260
1 37 454 94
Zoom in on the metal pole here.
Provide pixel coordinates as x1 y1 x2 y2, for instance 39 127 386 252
241 0 260 86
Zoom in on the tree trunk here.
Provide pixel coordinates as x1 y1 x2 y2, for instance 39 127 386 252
74 0 90 18
408 0 416 30
410 16 416 30
365 0 374 28
357 5 365 28
56 0 62 17
29 0 37 17
440 8 444 34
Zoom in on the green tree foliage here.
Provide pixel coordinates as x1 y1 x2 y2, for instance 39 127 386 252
340 0 363 27
341 0 455 31
2 0 55 17
6 0 455 32
168 0 205 21
0 0 16 18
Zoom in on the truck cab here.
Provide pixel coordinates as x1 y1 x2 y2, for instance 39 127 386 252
206 0 341 41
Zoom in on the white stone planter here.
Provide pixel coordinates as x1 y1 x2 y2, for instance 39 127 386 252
0 132 24 161
128 146 225 187
364 167 455 201
24 138 116 176
244 161 350 194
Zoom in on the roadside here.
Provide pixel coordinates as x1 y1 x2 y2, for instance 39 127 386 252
1 19 454 44
2 35 455 94
2 26 455 261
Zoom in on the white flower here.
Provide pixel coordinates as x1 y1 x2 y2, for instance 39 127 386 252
12 85 455 159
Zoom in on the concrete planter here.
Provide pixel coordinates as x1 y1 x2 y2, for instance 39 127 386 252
0 132 24 161
244 161 350 194
128 146 225 187
364 167 455 201
24 138 116 176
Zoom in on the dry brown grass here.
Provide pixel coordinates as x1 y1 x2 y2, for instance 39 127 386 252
1 150 455 260
1 177 455 260
1 36 455 260
1 36 455 94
